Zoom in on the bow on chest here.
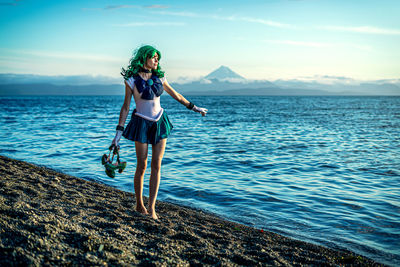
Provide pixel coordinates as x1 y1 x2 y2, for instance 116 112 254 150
134 75 164 100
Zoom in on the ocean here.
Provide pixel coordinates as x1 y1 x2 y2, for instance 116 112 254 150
0 95 399 266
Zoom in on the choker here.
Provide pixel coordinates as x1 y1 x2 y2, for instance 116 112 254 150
139 68 152 73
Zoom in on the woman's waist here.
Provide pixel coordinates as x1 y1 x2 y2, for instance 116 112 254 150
133 108 164 122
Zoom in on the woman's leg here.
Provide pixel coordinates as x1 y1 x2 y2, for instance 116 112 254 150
134 141 149 214
148 138 167 219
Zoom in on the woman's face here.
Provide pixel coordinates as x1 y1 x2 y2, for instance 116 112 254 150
145 53 159 70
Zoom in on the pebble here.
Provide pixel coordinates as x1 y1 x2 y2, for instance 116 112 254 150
0 155 381 267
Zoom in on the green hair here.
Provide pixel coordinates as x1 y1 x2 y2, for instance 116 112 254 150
121 45 165 80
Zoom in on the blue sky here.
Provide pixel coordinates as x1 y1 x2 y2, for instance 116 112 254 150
0 0 399 82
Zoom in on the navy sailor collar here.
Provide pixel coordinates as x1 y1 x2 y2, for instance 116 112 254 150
134 74 164 100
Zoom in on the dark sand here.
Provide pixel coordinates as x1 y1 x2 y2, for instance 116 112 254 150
0 155 381 266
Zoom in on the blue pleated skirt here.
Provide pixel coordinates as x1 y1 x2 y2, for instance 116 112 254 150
122 109 173 145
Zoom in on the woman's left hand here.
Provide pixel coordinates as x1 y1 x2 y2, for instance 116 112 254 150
193 105 208 116
112 130 123 146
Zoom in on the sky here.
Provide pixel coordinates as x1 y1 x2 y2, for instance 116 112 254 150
0 0 399 82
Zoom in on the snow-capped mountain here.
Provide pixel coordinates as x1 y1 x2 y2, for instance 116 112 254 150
204 66 245 81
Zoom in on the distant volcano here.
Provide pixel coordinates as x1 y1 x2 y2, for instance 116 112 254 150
204 66 245 81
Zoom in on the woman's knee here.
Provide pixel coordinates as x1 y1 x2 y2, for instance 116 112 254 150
136 159 147 173
151 160 162 173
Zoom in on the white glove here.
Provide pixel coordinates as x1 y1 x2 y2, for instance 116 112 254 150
193 105 208 116
112 130 123 147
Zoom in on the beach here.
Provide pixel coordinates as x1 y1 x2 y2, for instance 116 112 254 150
0 155 381 266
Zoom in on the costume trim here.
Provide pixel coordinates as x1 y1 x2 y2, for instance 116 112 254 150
135 108 164 122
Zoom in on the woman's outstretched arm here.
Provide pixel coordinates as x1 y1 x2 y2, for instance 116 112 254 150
163 80 207 116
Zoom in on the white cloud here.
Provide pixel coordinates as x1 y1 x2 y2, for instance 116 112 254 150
113 21 185 27
105 5 169 10
235 16 295 29
154 9 400 35
264 40 372 51
83 4 168 11
200 78 212 84
318 25 400 35
172 76 205 84
265 40 331 47
151 10 201 18
104 5 138 10
295 75 360 85
152 10 294 28
143 5 169 9
1 49 124 63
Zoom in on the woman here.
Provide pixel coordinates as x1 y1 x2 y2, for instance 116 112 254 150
111 45 207 220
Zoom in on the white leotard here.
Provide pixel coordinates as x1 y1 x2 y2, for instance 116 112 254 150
125 76 167 122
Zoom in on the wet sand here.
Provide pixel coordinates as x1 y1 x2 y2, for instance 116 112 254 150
0 155 381 266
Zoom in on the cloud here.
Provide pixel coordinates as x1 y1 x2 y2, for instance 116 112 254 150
298 75 359 85
265 40 331 47
113 22 185 27
143 5 169 9
151 10 200 18
152 10 294 28
173 76 205 84
264 40 372 51
273 75 362 86
0 73 121 85
153 9 400 34
2 49 124 63
233 16 295 29
318 25 400 35
207 14 292 28
83 4 168 11
104 5 138 10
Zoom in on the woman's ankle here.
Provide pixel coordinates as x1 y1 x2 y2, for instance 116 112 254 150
136 205 148 214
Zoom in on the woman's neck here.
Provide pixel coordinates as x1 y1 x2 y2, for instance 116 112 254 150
138 72 152 81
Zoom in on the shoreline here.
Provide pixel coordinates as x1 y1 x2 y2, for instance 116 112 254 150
0 155 382 266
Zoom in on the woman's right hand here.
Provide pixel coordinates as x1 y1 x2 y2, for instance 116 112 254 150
112 130 123 147
193 105 208 116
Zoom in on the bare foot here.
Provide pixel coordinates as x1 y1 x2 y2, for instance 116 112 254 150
136 206 148 215
149 209 159 220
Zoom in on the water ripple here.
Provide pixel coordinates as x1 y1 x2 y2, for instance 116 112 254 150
1 95 399 266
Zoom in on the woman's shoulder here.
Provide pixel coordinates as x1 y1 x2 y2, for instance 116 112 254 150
124 76 136 89
159 75 167 84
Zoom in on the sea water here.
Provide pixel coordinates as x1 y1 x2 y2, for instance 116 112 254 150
0 95 399 266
